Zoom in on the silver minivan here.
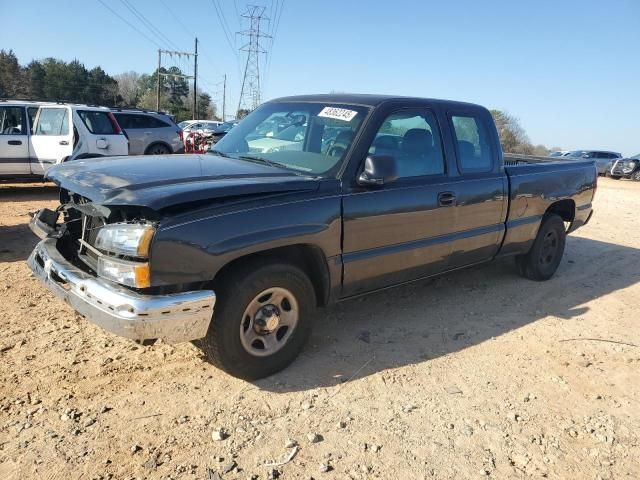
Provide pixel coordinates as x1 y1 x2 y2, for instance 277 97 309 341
112 109 184 155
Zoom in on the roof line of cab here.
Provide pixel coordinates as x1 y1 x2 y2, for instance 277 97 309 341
267 93 484 110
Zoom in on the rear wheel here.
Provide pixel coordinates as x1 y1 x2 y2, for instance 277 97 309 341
515 214 566 281
145 143 171 155
197 262 315 379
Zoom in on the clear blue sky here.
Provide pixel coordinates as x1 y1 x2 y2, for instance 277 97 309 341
1 0 639 155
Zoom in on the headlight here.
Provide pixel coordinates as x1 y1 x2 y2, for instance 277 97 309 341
98 257 150 288
95 223 155 257
628 161 637 169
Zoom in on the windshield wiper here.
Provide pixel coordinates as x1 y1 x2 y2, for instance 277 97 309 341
238 154 280 168
209 149 230 158
237 155 308 177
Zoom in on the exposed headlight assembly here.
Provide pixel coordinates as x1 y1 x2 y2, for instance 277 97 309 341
95 223 155 288
98 257 150 288
95 223 155 257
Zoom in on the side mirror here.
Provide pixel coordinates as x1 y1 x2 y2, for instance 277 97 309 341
357 154 398 186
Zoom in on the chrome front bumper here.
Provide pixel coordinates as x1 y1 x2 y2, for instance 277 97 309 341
27 238 215 344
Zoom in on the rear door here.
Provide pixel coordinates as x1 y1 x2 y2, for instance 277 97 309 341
0 105 30 175
445 111 507 268
113 113 144 154
30 106 73 174
342 105 459 296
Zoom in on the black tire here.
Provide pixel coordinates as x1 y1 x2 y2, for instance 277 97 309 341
515 214 566 281
145 143 171 155
196 262 315 379
632 171 640 182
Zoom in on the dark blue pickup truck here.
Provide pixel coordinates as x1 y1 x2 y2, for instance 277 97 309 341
28 94 597 378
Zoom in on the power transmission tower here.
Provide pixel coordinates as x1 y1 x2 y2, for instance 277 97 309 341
237 5 271 115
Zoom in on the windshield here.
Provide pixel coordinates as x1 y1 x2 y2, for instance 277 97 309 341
210 102 368 176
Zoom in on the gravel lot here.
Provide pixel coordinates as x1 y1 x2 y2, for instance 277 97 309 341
1 178 639 480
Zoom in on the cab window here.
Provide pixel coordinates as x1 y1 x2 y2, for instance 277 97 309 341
368 110 445 178
450 114 493 172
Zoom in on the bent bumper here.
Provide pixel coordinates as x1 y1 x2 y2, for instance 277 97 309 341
27 238 215 343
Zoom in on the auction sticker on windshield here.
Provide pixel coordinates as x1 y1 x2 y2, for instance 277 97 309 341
318 107 358 122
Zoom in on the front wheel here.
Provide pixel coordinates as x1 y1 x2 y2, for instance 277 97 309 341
632 171 640 182
515 214 566 281
197 262 315 379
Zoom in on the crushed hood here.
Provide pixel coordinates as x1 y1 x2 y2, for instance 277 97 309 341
46 154 319 210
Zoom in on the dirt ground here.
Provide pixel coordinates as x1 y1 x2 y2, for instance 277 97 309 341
0 178 639 480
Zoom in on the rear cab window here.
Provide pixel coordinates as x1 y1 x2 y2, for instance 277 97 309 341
78 110 119 134
450 113 493 172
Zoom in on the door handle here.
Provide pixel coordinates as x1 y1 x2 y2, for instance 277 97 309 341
438 191 456 207
59 140 69 145
8 140 22 146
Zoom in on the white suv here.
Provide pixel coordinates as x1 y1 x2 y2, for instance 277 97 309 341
0 100 129 179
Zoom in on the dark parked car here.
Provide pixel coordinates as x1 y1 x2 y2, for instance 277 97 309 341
609 154 640 181
27 94 597 379
209 120 239 145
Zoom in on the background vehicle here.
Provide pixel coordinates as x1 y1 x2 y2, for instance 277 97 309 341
609 154 640 180
111 109 183 155
179 120 223 136
1 100 128 178
563 150 622 175
548 150 569 157
28 94 596 380
210 120 239 144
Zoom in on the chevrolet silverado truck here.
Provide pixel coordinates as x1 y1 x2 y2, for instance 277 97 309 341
27 94 597 379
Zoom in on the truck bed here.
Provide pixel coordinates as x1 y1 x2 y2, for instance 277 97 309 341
497 155 597 257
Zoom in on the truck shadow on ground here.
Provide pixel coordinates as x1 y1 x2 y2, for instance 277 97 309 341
0 223 40 263
248 236 640 392
0 183 58 202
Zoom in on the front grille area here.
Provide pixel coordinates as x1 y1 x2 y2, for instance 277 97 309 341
77 213 106 271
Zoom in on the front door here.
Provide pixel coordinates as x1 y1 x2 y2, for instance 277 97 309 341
30 106 73 174
0 106 30 175
342 107 458 296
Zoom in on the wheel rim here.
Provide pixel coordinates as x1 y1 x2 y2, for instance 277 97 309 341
539 230 559 266
149 145 168 155
239 287 299 357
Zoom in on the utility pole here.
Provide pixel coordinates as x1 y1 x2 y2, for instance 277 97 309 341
154 44 197 112
156 49 161 111
222 74 226 121
237 5 271 114
192 37 198 119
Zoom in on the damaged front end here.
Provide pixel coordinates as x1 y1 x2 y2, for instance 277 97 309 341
27 188 215 344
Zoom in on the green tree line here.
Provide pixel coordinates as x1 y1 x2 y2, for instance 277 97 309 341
0 50 216 122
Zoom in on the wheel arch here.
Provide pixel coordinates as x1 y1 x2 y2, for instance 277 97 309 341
545 199 576 225
144 141 173 155
212 244 331 307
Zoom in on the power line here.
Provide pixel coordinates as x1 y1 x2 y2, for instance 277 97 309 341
210 0 236 56
119 0 181 51
95 0 163 48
